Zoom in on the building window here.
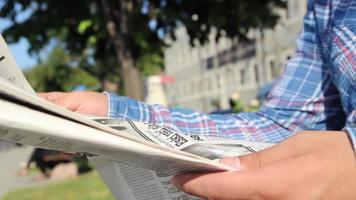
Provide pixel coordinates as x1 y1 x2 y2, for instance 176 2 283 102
240 69 245 85
254 64 259 82
230 53 238 63
206 57 214 70
230 45 238 63
218 50 229 67
287 0 301 21
216 75 220 88
270 60 277 79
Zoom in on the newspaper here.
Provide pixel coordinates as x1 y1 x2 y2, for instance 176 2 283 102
90 119 273 199
0 35 274 199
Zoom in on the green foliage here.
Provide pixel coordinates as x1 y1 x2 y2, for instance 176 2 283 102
232 99 245 113
25 47 100 92
246 104 260 112
148 0 286 44
0 0 285 54
77 20 94 35
0 0 285 95
1 172 114 200
138 53 163 76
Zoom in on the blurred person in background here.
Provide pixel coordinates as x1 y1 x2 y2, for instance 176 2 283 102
39 0 356 199
229 93 245 113
18 149 73 180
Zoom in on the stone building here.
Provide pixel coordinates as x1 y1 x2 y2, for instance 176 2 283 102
163 0 307 112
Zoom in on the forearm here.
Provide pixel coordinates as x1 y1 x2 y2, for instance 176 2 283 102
106 93 294 143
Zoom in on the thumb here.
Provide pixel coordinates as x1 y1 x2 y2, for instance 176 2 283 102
220 151 278 170
38 92 80 111
219 157 241 169
51 94 81 111
37 92 67 101
220 136 304 170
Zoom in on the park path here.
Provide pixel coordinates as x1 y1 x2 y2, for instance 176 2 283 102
0 146 52 198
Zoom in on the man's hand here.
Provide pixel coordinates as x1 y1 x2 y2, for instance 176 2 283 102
172 131 356 200
38 91 108 116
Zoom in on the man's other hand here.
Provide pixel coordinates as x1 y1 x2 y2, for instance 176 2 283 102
172 131 356 200
38 91 108 116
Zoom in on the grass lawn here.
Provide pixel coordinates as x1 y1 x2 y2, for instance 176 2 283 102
1 171 115 200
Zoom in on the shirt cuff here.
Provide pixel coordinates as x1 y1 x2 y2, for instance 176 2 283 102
103 91 111 118
102 92 151 122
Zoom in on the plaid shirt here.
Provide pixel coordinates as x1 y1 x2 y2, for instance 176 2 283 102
106 0 356 154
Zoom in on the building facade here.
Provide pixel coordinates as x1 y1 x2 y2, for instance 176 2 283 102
163 0 307 112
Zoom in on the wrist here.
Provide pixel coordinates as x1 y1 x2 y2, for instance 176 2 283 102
102 91 111 118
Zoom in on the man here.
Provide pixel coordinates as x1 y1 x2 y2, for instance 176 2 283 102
40 0 355 199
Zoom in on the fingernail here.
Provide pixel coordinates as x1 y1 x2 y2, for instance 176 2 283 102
219 157 241 170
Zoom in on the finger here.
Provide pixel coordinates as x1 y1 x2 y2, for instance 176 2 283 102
234 134 309 170
37 92 67 101
220 157 241 169
37 92 50 100
245 152 330 199
172 171 259 200
173 152 326 200
51 94 81 111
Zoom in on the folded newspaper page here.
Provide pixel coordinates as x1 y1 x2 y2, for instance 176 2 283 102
0 34 274 199
90 119 273 199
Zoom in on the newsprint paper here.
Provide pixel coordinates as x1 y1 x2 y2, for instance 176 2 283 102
0 35 274 200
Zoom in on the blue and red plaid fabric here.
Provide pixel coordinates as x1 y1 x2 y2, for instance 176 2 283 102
106 0 356 154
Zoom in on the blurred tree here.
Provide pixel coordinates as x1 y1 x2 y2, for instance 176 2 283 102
0 0 285 99
138 53 163 76
25 47 100 92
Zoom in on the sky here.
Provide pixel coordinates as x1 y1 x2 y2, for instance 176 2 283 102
0 2 163 71
0 5 38 70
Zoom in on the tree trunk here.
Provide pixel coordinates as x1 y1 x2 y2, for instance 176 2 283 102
100 0 144 100
120 57 144 100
